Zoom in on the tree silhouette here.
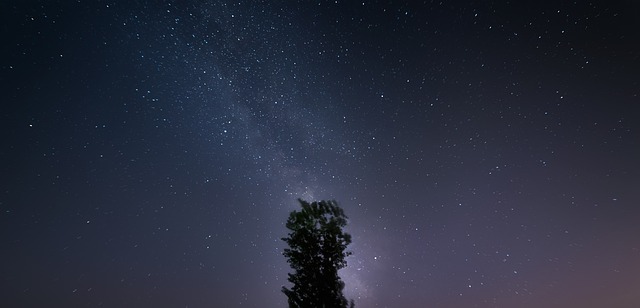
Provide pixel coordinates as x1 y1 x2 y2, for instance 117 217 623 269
281 199 354 308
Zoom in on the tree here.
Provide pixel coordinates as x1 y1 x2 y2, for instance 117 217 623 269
281 199 354 308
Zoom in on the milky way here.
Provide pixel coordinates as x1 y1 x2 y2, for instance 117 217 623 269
2 1 639 307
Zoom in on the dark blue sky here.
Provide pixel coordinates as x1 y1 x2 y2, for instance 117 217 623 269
2 1 639 307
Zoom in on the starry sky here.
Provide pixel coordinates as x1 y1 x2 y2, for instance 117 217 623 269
2 1 639 307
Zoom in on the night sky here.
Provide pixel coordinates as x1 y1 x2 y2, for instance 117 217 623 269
2 1 639 307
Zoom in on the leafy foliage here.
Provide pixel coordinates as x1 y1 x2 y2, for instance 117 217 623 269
282 199 354 308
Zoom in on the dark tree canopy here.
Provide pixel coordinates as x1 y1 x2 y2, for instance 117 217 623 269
281 199 354 308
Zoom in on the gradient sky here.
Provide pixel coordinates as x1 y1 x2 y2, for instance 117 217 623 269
2 1 639 307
